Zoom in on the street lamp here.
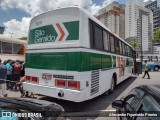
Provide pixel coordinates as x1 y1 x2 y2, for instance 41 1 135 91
9 32 14 38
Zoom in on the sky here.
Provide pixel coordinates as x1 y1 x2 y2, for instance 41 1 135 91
0 0 147 38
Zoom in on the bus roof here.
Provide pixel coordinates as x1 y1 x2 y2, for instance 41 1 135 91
31 6 134 49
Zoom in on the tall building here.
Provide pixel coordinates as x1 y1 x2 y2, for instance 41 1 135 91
153 44 160 54
97 1 125 39
125 0 153 54
145 0 160 30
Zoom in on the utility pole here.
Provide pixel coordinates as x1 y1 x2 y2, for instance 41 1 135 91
9 32 14 38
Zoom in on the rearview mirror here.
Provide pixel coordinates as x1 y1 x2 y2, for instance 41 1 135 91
112 100 123 109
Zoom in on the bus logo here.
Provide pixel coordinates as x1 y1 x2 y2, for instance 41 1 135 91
28 21 79 45
42 74 52 80
34 29 56 43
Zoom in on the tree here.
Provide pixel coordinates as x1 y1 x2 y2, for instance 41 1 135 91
129 37 137 49
152 28 160 44
18 37 27 41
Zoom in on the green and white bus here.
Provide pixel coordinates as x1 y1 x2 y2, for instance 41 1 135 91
23 7 134 102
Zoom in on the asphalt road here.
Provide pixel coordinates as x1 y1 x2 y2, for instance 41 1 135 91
6 72 160 120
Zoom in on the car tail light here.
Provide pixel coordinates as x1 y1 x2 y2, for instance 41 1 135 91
68 81 80 90
32 77 39 83
55 79 66 87
25 76 31 82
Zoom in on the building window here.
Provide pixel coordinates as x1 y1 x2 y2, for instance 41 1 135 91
2 42 12 54
13 43 24 55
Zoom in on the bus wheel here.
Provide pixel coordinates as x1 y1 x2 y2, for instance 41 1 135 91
109 76 116 94
154 66 159 71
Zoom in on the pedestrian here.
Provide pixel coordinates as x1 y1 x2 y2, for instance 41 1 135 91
17 76 34 98
3 60 7 65
142 61 150 79
6 59 12 90
10 60 22 91
0 59 8 97
21 62 25 77
17 76 25 97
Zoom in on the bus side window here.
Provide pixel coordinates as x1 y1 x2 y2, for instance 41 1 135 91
119 41 122 55
94 25 103 50
115 38 120 54
125 45 128 56
129 47 132 57
122 42 125 56
103 31 109 51
89 21 94 48
89 19 103 50
127 46 130 57
110 35 115 53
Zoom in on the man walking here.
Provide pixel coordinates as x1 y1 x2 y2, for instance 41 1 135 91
11 60 21 91
0 59 8 97
142 61 150 79
6 59 12 90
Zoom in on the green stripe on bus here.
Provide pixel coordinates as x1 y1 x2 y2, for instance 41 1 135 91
28 21 79 45
64 21 79 40
25 52 113 72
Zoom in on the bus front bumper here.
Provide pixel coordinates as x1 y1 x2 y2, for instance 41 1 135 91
23 82 88 102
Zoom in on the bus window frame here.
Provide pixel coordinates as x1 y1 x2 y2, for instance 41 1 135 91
119 40 122 55
110 34 115 53
114 37 120 54
89 19 134 58
103 30 110 51
89 19 104 50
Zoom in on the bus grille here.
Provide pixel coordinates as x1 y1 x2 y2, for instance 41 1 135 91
91 69 99 96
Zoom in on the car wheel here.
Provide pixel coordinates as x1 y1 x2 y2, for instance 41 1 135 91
154 66 159 71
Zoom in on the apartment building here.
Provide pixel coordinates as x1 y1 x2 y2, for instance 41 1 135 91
145 0 160 30
97 1 125 39
125 0 153 54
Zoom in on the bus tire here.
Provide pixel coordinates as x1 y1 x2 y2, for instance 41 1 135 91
109 74 116 94
154 66 159 71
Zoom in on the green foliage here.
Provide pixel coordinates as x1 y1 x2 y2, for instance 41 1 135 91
152 28 160 43
18 37 27 41
129 37 137 49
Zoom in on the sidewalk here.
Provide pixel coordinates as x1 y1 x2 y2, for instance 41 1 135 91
6 90 21 97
